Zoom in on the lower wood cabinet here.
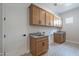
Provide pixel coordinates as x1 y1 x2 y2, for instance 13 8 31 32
54 32 66 43
30 36 48 56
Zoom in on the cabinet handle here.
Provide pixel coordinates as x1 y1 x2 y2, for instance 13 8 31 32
42 42 45 46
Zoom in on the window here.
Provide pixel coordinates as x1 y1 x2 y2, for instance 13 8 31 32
65 17 73 24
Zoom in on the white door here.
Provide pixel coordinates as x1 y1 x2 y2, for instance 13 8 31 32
3 3 29 56
0 3 3 56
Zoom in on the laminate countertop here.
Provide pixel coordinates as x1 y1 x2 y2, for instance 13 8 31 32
30 35 48 38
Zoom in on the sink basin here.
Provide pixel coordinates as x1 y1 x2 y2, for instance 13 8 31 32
55 31 66 35
34 34 44 36
29 32 48 38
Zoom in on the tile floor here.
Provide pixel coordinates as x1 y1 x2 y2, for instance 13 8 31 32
25 42 79 56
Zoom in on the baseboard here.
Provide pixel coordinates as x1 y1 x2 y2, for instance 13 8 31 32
5 48 27 56
66 40 79 45
19 49 30 56
21 50 30 56
0 53 4 56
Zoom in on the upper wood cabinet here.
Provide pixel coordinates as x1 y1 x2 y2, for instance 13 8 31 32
46 12 54 26
29 4 62 28
29 4 45 26
39 9 46 25
54 16 62 27
58 18 63 27
29 5 40 25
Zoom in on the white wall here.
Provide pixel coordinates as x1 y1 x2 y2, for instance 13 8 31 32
0 3 3 56
3 3 58 56
60 7 79 44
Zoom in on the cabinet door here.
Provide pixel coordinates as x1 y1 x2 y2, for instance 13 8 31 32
30 5 40 25
46 12 54 26
46 12 51 26
42 40 48 52
58 18 62 27
54 16 62 27
54 16 58 27
36 37 48 55
39 9 46 25
54 34 64 43
36 41 43 55
50 14 54 26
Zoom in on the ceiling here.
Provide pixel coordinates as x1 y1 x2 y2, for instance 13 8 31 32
34 3 79 14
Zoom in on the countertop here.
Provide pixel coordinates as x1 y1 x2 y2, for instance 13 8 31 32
30 35 48 38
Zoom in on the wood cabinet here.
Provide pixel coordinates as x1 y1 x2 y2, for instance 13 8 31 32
54 16 62 27
39 9 46 25
30 36 48 56
29 5 40 25
46 12 54 26
58 19 63 27
54 32 66 43
29 4 45 26
29 4 62 27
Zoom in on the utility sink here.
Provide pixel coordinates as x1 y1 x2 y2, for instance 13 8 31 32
57 31 66 34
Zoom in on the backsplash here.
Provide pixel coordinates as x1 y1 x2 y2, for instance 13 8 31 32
28 26 58 35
